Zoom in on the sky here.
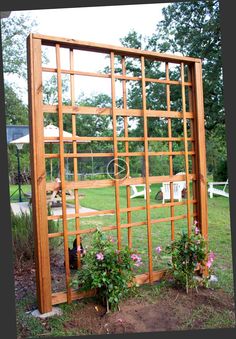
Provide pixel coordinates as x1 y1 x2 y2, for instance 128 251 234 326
7 3 168 103
23 3 166 46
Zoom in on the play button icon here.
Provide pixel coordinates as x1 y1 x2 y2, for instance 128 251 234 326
107 158 129 181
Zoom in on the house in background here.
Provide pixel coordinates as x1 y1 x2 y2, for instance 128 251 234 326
6 125 29 144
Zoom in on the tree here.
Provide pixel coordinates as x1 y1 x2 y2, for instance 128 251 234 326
119 0 226 177
148 0 223 132
1 13 37 78
1 13 38 180
4 83 28 125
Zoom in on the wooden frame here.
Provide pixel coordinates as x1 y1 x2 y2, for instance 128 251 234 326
27 33 208 314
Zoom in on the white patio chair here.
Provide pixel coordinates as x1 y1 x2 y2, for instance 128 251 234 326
161 182 182 204
208 179 229 198
130 184 151 200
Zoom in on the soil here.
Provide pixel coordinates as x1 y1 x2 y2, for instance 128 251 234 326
14 259 236 335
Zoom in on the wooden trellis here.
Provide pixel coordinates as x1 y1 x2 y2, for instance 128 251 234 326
27 33 208 314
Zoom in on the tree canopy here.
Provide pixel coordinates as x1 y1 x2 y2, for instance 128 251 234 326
119 0 226 179
1 13 37 79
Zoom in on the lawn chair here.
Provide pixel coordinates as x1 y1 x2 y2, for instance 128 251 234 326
161 182 182 204
130 184 151 200
208 179 229 198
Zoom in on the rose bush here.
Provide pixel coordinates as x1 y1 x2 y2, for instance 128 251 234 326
166 221 215 293
72 229 142 312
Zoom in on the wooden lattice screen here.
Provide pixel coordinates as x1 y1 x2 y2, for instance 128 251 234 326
27 34 208 314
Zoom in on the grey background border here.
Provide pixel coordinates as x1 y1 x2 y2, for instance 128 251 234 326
0 0 235 338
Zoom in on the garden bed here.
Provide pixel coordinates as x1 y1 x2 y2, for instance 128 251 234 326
15 259 235 338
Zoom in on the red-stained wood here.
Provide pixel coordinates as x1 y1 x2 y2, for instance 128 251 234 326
194 62 208 240
111 52 122 249
166 62 175 241
34 33 201 63
141 56 153 283
56 44 72 303
122 56 132 249
42 104 194 118
181 62 192 235
27 35 52 314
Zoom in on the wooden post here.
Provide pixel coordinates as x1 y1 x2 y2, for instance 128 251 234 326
193 61 208 240
110 52 122 249
56 44 72 303
122 56 132 248
27 34 52 314
166 62 175 240
141 56 153 283
181 62 192 235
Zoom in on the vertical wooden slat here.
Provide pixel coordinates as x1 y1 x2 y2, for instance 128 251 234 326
122 56 132 248
188 65 198 221
56 44 72 303
181 62 191 235
70 48 82 268
166 62 175 240
141 56 153 283
194 61 208 240
110 52 122 249
27 35 52 313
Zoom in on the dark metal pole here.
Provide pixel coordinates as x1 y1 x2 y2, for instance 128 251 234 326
16 147 22 202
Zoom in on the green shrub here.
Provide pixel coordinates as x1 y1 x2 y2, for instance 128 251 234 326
72 229 141 313
11 208 34 265
166 222 215 293
213 159 228 181
11 206 61 265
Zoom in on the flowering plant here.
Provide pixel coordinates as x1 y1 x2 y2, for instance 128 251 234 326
166 221 215 293
72 229 141 313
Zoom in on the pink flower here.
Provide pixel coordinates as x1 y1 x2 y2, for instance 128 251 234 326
131 253 142 266
208 251 216 262
107 235 115 243
115 249 120 254
131 254 138 261
206 260 213 268
206 251 216 268
156 246 162 254
194 220 198 225
194 226 200 235
96 252 104 261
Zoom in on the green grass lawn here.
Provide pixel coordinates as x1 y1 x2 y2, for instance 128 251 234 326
10 184 31 202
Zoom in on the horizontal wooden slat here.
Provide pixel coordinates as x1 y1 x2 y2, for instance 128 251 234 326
46 174 196 191
51 269 166 305
42 67 192 86
52 289 96 305
47 208 115 220
34 33 200 64
43 104 194 119
42 67 111 78
48 212 197 238
47 199 197 221
45 151 195 159
144 76 192 86
134 270 166 285
43 136 194 143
